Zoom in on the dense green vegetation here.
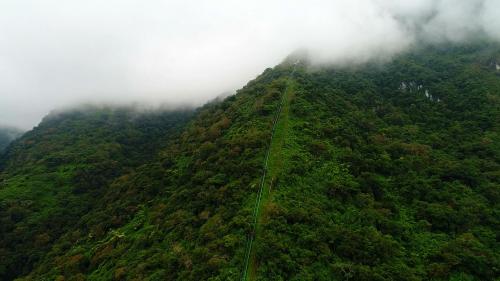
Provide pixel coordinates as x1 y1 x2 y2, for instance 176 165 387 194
254 44 500 280
0 107 193 280
0 126 23 152
0 43 499 280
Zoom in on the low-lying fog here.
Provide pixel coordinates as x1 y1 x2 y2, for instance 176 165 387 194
1 0 499 129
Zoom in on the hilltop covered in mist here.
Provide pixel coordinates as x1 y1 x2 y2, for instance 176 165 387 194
0 126 23 151
1 0 500 128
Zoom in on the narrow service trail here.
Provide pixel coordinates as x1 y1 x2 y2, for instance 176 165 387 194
241 62 299 281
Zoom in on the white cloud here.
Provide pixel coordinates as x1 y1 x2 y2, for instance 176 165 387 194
0 0 499 128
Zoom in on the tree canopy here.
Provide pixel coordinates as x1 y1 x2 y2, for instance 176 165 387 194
0 43 499 281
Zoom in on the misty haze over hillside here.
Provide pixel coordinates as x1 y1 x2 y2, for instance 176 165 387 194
1 0 500 129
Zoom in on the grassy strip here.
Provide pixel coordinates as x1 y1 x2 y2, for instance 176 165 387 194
246 80 296 281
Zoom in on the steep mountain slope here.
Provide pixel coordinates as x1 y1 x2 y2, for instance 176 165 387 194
13 66 296 281
254 44 500 281
0 107 193 280
0 126 24 152
1 43 499 281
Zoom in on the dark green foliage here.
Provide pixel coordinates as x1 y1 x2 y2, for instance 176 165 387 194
0 43 499 280
254 43 500 281
0 107 193 280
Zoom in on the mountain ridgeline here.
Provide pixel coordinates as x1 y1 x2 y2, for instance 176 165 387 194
0 43 499 281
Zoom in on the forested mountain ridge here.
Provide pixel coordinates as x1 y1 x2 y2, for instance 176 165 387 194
1 43 499 280
0 107 194 280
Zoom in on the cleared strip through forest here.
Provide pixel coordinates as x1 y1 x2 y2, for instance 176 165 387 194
241 61 299 281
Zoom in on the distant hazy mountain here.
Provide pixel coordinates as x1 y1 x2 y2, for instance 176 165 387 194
0 126 23 151
1 43 499 281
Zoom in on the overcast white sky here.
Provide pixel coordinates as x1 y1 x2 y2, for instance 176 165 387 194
1 0 499 129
